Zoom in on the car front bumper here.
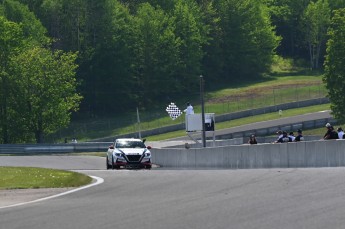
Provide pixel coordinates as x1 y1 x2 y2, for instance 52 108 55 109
114 160 152 169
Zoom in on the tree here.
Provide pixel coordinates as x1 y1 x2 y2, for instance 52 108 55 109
132 3 181 107
303 0 330 69
2 0 49 46
329 0 345 10
79 0 138 114
171 0 209 91
323 9 345 123
0 16 24 143
216 0 280 80
265 0 310 58
9 47 82 143
199 0 222 82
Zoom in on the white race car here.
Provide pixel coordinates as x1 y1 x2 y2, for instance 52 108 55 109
106 138 152 169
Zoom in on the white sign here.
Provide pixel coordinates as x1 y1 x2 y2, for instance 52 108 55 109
185 113 215 132
186 114 203 131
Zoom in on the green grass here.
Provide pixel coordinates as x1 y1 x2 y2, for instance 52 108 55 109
205 75 325 114
0 167 92 190
146 103 330 141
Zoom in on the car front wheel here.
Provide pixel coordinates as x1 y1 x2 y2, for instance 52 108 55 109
111 155 115 170
106 156 111 170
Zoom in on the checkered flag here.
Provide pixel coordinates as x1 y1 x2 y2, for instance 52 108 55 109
166 103 182 120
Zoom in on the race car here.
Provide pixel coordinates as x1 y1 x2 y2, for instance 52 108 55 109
106 138 152 169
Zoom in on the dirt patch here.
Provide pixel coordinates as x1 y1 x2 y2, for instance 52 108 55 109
207 82 321 103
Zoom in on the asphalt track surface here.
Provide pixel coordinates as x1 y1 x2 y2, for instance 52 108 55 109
1 156 345 229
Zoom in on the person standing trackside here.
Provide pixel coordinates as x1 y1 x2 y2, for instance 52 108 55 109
184 102 194 115
248 134 258 144
323 123 339 140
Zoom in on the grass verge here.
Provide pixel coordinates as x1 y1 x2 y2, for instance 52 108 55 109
0 167 92 190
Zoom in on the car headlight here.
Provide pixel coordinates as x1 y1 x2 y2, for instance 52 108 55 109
115 153 123 157
144 152 151 157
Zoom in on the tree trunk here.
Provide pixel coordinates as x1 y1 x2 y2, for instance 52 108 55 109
35 114 44 143
309 42 314 69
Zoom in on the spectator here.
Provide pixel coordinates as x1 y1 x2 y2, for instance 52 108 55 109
323 123 339 140
288 132 295 141
277 131 292 143
337 127 344 139
248 134 258 144
294 129 304 142
184 102 194 115
275 130 283 142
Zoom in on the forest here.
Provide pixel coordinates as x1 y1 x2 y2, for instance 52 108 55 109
1 0 344 143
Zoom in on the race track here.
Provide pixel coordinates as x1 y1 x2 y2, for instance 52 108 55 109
1 156 345 229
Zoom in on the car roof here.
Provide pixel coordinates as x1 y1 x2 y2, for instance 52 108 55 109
115 138 142 142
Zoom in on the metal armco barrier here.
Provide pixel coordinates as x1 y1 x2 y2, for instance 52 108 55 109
0 143 111 154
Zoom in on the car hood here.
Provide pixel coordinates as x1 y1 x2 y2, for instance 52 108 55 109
117 148 147 155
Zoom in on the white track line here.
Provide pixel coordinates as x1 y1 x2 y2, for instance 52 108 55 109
0 176 104 209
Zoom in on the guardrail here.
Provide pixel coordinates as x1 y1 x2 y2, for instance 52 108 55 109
0 143 111 155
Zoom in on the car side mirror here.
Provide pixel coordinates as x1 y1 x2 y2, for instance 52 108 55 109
147 146 152 149
109 145 114 149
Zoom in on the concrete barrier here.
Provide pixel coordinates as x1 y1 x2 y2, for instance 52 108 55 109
151 139 345 169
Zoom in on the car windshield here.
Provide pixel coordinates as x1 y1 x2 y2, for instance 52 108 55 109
116 141 146 149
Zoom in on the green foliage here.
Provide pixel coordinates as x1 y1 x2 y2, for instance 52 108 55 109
9 47 81 143
0 16 25 143
214 0 280 80
329 0 345 10
302 0 330 69
271 55 295 73
0 1 81 143
2 0 49 45
266 0 310 58
81 0 138 113
324 8 345 123
15 0 281 116
172 0 209 85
